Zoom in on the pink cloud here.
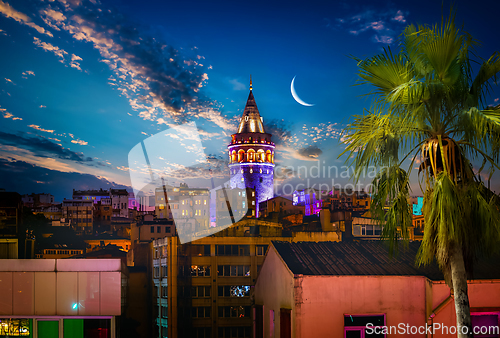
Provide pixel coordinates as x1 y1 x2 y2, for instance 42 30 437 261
374 35 394 44
392 10 406 23
370 21 384 30
28 124 54 133
0 0 52 37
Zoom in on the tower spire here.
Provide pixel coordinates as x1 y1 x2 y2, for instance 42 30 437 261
249 75 253 91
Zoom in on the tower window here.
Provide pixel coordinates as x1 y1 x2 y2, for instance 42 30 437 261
260 178 263 183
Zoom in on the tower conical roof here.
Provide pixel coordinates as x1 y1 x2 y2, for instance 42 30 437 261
237 89 265 134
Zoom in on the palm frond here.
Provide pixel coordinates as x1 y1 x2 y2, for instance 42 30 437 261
468 52 500 108
370 165 412 255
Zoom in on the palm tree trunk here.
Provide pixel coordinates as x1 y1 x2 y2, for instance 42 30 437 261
449 244 473 338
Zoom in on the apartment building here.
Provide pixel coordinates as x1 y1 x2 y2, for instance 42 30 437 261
0 191 23 258
258 196 303 218
151 219 341 338
61 199 93 233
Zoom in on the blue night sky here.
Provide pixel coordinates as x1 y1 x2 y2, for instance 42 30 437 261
0 0 499 201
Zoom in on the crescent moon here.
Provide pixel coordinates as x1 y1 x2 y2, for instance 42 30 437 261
291 76 314 107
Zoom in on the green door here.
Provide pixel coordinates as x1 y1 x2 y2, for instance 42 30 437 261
37 320 58 338
63 319 84 338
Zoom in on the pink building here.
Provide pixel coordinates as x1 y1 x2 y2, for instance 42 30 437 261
254 241 500 338
0 258 124 337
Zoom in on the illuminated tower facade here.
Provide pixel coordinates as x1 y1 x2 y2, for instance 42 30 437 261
228 79 275 217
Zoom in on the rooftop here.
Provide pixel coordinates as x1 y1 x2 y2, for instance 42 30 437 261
271 241 500 280
73 188 110 196
236 84 266 134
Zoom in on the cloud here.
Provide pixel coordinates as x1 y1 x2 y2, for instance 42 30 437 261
275 166 297 182
392 10 406 23
263 119 293 145
39 105 46 108
70 53 82 70
229 78 246 91
0 158 130 201
280 145 322 162
22 70 35 78
5 78 15 85
28 124 54 133
374 35 393 44
71 139 88 145
30 0 233 131
0 0 53 37
0 131 92 162
2 107 22 120
33 37 68 62
330 8 408 44
298 145 323 159
40 8 66 31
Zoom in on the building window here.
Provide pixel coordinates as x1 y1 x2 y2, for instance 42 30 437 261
162 286 168 298
218 327 251 338
190 265 211 277
471 312 500 338
193 327 212 338
185 244 210 256
218 285 250 297
192 286 211 298
216 245 250 256
344 314 385 338
153 267 160 278
157 226 161 233
217 265 251 277
165 227 171 233
151 226 155 233
0 319 30 336
192 307 211 318
218 306 251 318
361 224 382 236
256 245 268 256
270 310 275 337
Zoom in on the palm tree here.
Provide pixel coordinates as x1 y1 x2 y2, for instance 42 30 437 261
341 11 500 337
